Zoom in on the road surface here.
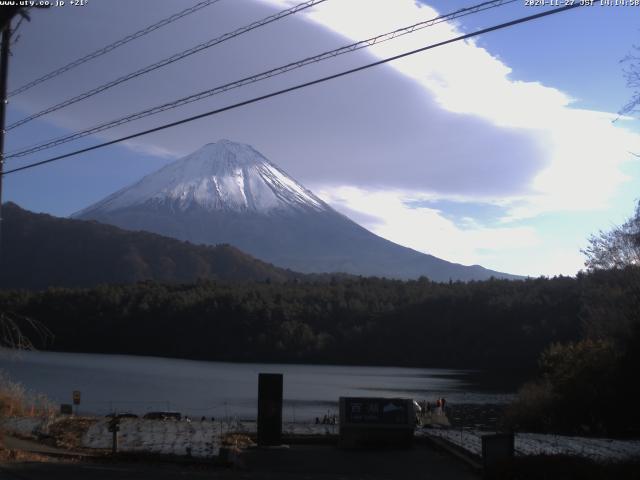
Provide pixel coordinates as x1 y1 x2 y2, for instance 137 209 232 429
0 443 478 479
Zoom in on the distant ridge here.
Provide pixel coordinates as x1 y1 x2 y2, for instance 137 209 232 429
0 202 299 290
75 140 521 281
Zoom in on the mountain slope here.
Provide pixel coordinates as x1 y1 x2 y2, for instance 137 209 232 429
75 140 520 281
0 202 298 290
74 140 328 216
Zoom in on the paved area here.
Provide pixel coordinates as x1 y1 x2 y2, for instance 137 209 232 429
0 443 478 479
237 444 478 479
2 436 84 457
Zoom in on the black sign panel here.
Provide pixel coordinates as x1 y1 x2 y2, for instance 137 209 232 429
482 433 515 471
257 373 283 446
343 397 410 425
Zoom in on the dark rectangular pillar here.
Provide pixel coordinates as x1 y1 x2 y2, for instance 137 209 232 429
257 373 283 446
482 432 515 478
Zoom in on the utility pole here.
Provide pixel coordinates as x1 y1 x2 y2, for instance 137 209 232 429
0 21 10 264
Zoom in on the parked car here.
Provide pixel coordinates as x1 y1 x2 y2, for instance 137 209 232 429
143 411 182 421
105 412 138 419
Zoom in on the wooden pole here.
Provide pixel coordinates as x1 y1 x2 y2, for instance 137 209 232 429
0 22 11 263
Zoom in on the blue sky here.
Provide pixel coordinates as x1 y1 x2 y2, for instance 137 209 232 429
423 0 640 271
3 0 639 277
425 0 639 115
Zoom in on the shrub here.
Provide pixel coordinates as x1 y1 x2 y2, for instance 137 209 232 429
505 338 639 436
0 370 54 419
503 380 555 432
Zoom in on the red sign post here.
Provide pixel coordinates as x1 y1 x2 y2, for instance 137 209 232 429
72 390 81 415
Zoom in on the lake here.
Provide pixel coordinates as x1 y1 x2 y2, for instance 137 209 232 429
0 351 515 420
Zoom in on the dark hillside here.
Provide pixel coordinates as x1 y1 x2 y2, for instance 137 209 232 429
0 202 297 289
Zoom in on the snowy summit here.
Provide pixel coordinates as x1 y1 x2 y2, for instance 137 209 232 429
75 140 520 281
76 140 327 215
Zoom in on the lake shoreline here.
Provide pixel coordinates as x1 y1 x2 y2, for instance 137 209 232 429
15 347 533 379
0 350 518 420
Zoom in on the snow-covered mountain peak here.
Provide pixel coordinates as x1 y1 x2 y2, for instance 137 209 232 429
74 140 328 216
189 140 264 170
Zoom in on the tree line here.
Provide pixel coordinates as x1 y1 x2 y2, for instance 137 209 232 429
0 273 593 370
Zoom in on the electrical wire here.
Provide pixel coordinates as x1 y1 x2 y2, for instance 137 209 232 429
1 4 583 177
9 0 223 98
6 0 517 160
6 0 327 130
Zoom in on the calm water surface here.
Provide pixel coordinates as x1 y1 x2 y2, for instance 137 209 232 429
0 351 515 420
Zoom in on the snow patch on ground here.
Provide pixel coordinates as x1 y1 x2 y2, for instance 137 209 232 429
82 419 220 458
1 416 52 436
80 419 339 458
10 415 636 463
419 428 640 461
2 416 338 458
230 420 338 436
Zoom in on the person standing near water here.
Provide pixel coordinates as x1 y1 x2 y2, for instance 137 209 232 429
441 397 446 416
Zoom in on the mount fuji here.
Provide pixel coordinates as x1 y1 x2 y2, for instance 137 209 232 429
75 140 519 281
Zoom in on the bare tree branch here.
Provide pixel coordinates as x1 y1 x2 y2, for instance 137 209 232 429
619 44 640 118
582 200 640 270
0 311 53 351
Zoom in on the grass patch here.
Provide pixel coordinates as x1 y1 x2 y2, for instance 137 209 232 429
0 449 67 463
0 370 54 419
0 370 55 452
47 417 97 450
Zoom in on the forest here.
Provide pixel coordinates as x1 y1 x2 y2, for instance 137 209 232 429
0 270 623 370
1 201 639 435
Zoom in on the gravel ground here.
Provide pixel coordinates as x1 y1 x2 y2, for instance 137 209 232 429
7 409 639 464
420 428 640 462
445 403 508 430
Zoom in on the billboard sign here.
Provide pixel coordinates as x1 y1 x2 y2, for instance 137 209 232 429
340 397 413 427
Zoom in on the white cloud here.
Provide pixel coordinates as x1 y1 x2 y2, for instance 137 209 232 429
9 0 640 276
10 0 547 198
263 0 640 220
122 140 177 159
318 185 541 274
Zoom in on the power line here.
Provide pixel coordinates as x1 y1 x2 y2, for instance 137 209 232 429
8 0 516 159
8 0 222 98
6 0 518 160
6 0 327 131
1 4 583 177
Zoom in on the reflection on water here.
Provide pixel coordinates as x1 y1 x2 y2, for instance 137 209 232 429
0 351 515 420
